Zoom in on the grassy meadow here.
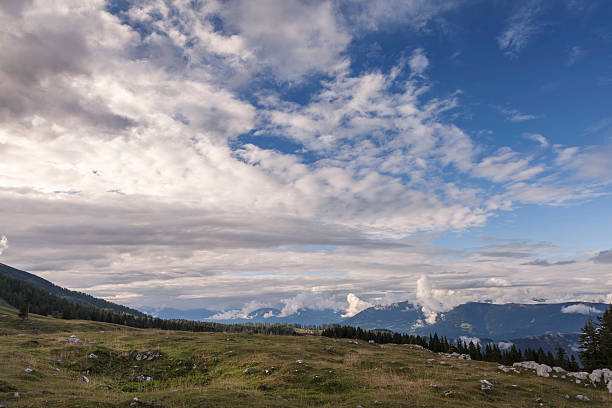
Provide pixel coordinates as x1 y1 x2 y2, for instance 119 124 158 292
0 304 610 407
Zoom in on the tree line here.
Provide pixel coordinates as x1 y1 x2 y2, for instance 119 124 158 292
579 304 612 371
1 274 296 336
321 325 579 369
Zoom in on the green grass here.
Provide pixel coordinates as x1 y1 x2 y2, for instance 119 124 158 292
0 305 610 407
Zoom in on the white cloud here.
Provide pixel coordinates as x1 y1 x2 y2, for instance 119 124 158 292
408 48 429 75
415 274 461 324
499 107 538 122
342 293 373 317
472 147 545 183
523 133 549 147
0 0 610 312
561 304 604 315
0 235 7 255
279 290 344 317
497 0 543 58
567 45 586 65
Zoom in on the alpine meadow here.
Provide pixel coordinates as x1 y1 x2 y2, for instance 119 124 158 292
1 0 612 407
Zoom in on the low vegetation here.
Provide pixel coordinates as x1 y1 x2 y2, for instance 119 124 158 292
1 304 611 407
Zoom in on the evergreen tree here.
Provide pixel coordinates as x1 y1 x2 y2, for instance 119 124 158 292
580 316 603 370
18 289 32 320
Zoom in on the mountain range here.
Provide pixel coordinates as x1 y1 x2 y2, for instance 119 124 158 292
0 263 607 345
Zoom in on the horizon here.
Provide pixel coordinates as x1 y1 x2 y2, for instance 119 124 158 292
1 0 611 321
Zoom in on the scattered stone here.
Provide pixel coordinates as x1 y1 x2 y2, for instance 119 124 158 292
133 351 163 361
52 367 60 372
24 368 33 373
568 372 589 380
374 401 382 405
498 365 520 373
348 340 359 345
443 390 456 396
564 394 570 399
535 397 543 403
13 392 19 398
439 361 448 365
68 335 81 343
325 346 333 352
429 383 438 388
296 360 304 364
88 353 98 359
243 368 250 374
480 379 493 391
192 364 197 369
427 358 435 362
575 394 590 401
368 340 376 344
136 375 152 382
17 334 25 337
552 366 566 373
83 376 89 384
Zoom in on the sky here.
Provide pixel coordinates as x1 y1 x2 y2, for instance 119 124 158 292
0 0 611 319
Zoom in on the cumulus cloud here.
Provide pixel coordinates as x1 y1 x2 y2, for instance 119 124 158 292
415 275 462 324
408 48 429 75
342 293 373 317
279 290 345 317
561 304 604 315
0 235 7 255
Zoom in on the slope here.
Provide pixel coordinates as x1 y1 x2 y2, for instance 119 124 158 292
0 262 144 316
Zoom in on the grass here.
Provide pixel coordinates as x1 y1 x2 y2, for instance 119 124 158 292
0 304 610 407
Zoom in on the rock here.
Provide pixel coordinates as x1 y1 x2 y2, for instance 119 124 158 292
589 368 612 384
535 397 543 403
88 353 98 359
68 335 81 343
368 340 376 344
429 383 438 388
480 379 493 391
576 379 581 384
443 390 455 396
243 368 250 374
564 394 570 399
575 394 590 401
13 392 19 398
439 361 448 365
136 375 152 382
83 376 89 384
24 368 33 373
296 360 304 364
552 366 566 373
536 365 551 378
52 367 60 372
568 371 589 380
498 365 519 373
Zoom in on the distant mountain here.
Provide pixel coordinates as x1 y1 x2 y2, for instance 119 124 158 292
342 301 426 332
346 301 608 340
205 307 345 326
141 307 217 321
0 263 145 317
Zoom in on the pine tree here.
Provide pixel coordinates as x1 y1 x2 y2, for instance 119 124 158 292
597 304 612 367
18 290 32 320
579 316 602 370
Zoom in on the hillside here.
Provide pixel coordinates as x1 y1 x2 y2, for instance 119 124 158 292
0 263 144 317
0 305 610 407
345 301 609 339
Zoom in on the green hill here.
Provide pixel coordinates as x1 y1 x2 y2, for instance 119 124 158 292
0 305 610 407
0 263 144 316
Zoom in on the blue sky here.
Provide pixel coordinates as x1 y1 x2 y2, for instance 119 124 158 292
0 0 611 318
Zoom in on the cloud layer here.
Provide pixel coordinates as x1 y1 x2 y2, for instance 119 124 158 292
0 0 611 314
